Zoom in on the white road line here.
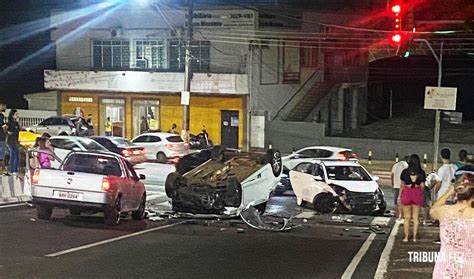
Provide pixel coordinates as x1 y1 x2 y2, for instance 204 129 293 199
341 217 389 279
341 233 376 279
374 221 401 279
0 203 27 209
45 221 186 257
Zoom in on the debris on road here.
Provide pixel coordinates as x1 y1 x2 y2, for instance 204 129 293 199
240 207 293 232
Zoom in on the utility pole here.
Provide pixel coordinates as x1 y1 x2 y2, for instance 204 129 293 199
182 0 193 143
414 38 444 171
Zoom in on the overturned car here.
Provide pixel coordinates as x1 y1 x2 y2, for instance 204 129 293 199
290 160 386 215
165 146 282 215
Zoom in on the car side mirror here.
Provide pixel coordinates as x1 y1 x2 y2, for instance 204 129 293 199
139 174 146 180
373 175 380 181
314 175 324 181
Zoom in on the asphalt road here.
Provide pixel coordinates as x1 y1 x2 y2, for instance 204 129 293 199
0 188 395 279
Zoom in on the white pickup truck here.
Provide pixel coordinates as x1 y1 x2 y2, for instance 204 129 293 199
30 151 147 226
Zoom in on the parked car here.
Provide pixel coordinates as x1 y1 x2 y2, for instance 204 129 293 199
165 146 282 215
48 136 108 168
282 146 358 172
131 132 189 163
290 160 386 215
30 151 146 225
26 115 94 136
91 136 146 165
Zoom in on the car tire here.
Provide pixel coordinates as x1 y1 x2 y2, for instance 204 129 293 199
165 172 181 198
375 200 387 216
37 204 53 220
70 208 81 216
254 202 267 215
262 149 282 177
156 152 167 163
211 145 226 162
224 176 242 207
312 192 337 214
132 194 146 220
296 197 306 207
104 197 121 226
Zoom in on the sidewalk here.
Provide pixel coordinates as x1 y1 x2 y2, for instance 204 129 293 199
383 222 439 278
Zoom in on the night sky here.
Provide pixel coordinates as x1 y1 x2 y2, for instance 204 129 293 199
0 0 473 119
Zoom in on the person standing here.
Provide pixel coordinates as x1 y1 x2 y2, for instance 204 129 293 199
400 154 426 242
139 116 149 134
434 148 457 201
168 123 178 134
391 156 409 220
104 117 113 136
0 101 7 174
454 149 468 169
6 109 21 175
430 173 474 278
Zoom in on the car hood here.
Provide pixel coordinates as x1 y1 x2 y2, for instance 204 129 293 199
328 180 379 193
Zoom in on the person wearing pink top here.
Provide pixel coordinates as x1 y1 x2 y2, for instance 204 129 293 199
37 137 55 169
430 173 474 278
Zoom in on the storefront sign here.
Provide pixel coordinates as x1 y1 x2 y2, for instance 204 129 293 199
69 97 93 103
189 9 256 30
424 86 457 111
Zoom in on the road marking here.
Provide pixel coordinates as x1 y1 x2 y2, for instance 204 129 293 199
374 220 401 279
45 221 186 257
341 217 387 279
0 203 27 209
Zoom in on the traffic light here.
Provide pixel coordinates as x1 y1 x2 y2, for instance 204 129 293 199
388 2 411 57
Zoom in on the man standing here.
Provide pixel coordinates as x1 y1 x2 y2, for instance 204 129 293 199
104 117 113 136
391 156 409 220
168 123 178 134
434 148 457 201
139 116 149 134
455 149 468 169
0 101 7 174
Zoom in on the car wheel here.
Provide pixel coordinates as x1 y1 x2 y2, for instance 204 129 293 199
312 192 337 214
224 176 242 207
254 202 267 215
165 172 182 198
296 197 306 207
211 145 226 162
132 194 146 220
156 152 167 163
104 197 121 226
37 204 53 220
262 149 282 177
70 208 81 216
58 132 68 136
375 200 387 216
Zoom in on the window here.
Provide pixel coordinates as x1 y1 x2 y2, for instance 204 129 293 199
169 40 210 71
326 166 371 181
79 138 107 151
63 154 122 177
166 136 183 143
135 40 165 69
93 40 130 69
133 136 148 143
148 136 161 143
301 42 319 67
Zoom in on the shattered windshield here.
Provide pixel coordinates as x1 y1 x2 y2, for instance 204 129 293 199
325 166 372 181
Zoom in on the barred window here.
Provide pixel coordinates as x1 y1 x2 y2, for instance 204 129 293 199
92 40 130 69
169 40 210 71
135 40 165 69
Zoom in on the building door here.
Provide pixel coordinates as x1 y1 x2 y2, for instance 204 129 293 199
132 99 160 137
221 110 239 149
100 98 125 137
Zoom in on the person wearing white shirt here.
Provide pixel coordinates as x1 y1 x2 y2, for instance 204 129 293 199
435 148 458 201
391 156 409 219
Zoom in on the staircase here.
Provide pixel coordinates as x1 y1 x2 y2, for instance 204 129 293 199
284 81 338 121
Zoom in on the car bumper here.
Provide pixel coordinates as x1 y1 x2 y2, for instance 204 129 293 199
31 186 111 205
32 197 107 209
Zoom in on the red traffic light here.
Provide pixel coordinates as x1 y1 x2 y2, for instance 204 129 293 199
391 34 402 43
391 4 401 13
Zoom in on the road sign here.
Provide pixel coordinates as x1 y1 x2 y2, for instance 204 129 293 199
424 86 457 110
181 91 190 105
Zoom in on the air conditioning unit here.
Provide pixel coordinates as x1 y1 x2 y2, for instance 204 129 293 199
136 59 148 68
110 28 123 38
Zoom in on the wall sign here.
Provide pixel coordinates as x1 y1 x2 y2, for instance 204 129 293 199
69 97 93 103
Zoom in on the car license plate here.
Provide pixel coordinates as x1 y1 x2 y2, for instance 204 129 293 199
53 191 83 201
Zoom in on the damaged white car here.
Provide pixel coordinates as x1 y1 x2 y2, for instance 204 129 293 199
165 146 282 216
290 160 386 215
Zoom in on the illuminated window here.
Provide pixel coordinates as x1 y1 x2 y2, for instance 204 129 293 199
135 40 165 69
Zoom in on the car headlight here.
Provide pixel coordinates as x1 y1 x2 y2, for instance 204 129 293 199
330 184 346 195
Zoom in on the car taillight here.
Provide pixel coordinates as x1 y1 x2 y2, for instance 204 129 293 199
121 148 131 157
32 169 40 185
101 177 111 191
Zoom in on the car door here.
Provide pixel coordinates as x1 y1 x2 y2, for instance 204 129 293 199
103 157 133 211
132 135 153 159
290 162 334 203
241 166 274 208
123 159 143 210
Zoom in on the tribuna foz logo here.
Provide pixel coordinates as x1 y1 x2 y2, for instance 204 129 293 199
408 251 465 263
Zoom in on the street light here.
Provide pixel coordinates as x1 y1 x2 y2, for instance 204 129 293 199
414 38 444 171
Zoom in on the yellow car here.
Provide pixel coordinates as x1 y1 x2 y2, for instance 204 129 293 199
19 131 41 147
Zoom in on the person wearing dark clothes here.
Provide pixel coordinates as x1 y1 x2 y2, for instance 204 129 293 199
0 101 7 174
6 109 21 174
400 154 427 242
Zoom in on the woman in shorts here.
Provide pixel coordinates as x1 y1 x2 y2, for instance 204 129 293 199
400 154 426 242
